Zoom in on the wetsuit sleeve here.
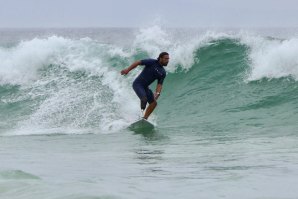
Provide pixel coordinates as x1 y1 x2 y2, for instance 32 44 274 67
140 59 156 66
157 74 166 85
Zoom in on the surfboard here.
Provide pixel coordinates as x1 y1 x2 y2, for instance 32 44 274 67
128 119 154 131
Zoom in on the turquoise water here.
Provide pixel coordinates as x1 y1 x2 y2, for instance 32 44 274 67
1 27 298 199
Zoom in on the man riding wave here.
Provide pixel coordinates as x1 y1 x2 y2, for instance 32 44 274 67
121 52 169 119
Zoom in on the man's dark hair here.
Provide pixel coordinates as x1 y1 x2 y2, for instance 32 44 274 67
157 52 169 61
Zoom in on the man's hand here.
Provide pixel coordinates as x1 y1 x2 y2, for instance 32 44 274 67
121 61 141 76
121 69 129 75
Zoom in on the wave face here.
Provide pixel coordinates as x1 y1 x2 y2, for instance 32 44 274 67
0 27 298 135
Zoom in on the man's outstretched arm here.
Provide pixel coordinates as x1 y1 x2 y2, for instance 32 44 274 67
121 60 142 75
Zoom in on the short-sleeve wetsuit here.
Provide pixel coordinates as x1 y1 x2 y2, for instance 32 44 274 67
132 59 166 110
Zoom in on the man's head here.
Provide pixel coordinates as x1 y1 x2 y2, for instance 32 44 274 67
157 52 170 66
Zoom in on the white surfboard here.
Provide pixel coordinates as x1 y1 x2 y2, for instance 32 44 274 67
129 119 154 131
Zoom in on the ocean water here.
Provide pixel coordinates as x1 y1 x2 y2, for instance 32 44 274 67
0 26 298 199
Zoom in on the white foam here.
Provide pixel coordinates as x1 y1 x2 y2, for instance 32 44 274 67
239 32 298 81
0 36 71 85
0 36 140 135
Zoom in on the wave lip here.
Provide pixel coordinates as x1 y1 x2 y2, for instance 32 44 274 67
0 36 71 85
240 34 298 81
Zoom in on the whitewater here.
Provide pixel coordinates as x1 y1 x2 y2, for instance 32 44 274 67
0 26 298 199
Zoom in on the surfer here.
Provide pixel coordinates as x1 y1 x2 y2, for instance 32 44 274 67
121 52 169 119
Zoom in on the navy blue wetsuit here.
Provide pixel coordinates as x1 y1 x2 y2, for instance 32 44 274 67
133 59 166 110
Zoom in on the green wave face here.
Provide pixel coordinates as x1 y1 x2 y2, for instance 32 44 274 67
157 39 298 133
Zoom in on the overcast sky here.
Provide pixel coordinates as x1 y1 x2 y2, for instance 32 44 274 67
0 0 297 28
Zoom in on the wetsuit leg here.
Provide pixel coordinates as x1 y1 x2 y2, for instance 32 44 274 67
132 82 148 110
145 88 154 104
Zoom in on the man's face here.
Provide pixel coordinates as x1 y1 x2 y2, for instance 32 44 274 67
160 55 170 66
